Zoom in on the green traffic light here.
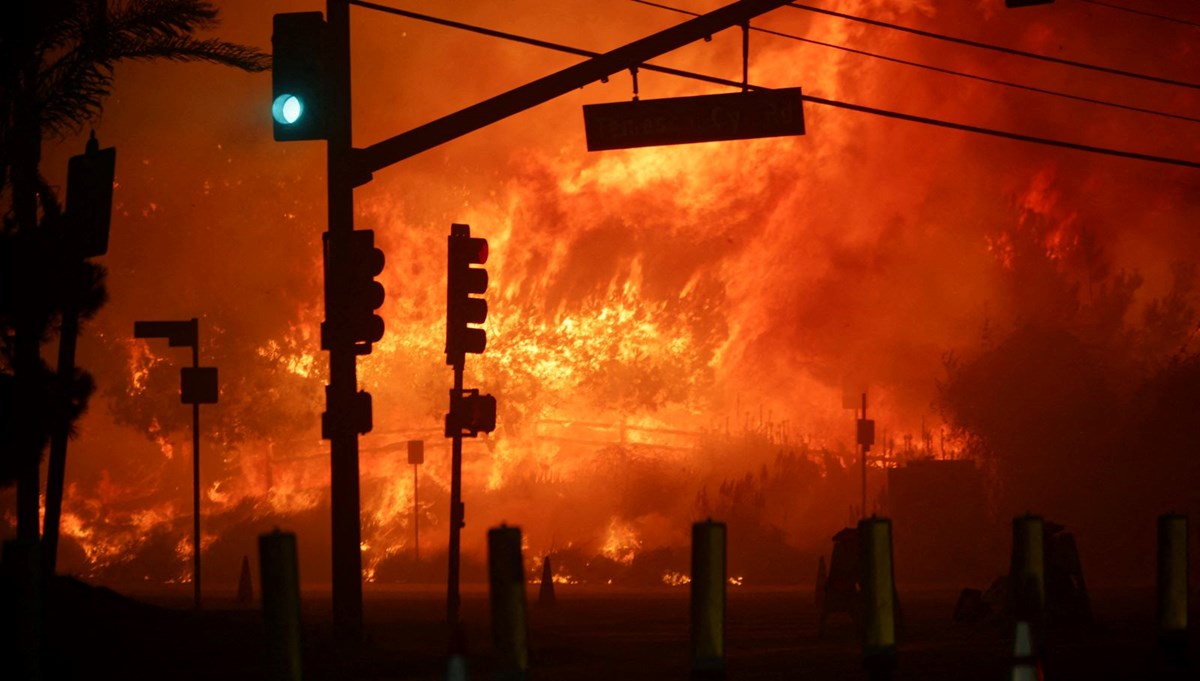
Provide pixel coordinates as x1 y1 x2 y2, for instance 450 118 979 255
272 94 304 125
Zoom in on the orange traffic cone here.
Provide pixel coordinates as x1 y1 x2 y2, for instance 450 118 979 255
1011 620 1043 681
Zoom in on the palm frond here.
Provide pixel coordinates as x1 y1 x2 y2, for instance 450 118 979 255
36 55 114 137
108 0 221 39
34 0 268 137
32 2 92 56
109 35 270 72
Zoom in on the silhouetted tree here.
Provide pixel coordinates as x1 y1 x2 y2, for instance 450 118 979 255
939 324 1120 514
0 1 268 540
940 208 1200 581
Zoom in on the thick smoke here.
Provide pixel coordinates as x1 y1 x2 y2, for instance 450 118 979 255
4 0 1197 587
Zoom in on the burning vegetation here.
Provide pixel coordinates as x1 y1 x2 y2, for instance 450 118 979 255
4 0 1198 590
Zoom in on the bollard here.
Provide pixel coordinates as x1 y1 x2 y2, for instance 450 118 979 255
538 555 556 607
259 530 303 681
858 517 896 680
1157 513 1188 655
691 520 726 680
488 525 529 681
1010 514 1044 628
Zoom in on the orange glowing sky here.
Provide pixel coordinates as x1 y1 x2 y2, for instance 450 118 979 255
8 0 1199 586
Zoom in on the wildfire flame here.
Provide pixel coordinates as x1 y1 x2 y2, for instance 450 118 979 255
8 0 1195 587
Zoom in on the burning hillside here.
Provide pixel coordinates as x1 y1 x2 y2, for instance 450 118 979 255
4 0 1198 588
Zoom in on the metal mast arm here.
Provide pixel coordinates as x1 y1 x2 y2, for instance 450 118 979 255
354 0 794 174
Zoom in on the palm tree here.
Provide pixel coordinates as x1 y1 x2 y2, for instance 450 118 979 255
0 1 269 546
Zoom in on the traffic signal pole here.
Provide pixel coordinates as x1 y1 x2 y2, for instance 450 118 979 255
284 0 796 644
325 0 364 640
444 225 492 628
43 304 79 574
447 365 465 624
44 134 116 576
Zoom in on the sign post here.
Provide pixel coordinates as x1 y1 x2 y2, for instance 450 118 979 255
857 393 875 519
408 440 424 563
133 318 218 608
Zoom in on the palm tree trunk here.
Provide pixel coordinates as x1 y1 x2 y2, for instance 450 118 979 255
13 51 43 543
43 303 79 573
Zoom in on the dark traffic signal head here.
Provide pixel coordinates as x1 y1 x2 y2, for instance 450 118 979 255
446 390 497 437
322 230 385 354
321 388 374 438
346 230 385 353
272 12 327 141
446 224 489 366
65 133 116 258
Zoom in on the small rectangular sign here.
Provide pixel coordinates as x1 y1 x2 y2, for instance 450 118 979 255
408 440 425 465
181 367 218 405
857 419 876 448
134 319 198 348
583 88 805 151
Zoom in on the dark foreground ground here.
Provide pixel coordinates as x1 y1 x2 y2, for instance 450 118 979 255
11 580 1200 680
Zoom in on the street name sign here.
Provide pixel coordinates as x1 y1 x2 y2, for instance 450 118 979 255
583 88 805 151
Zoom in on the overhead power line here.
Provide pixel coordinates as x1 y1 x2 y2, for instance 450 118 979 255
786 2 1200 90
632 0 1200 124
1077 0 1200 29
348 1 762 90
804 94 1198 169
349 0 1200 169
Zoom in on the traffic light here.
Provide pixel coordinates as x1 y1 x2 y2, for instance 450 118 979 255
446 224 488 366
65 132 116 258
272 12 327 141
446 389 497 437
322 387 373 437
322 229 385 354
344 230 385 354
